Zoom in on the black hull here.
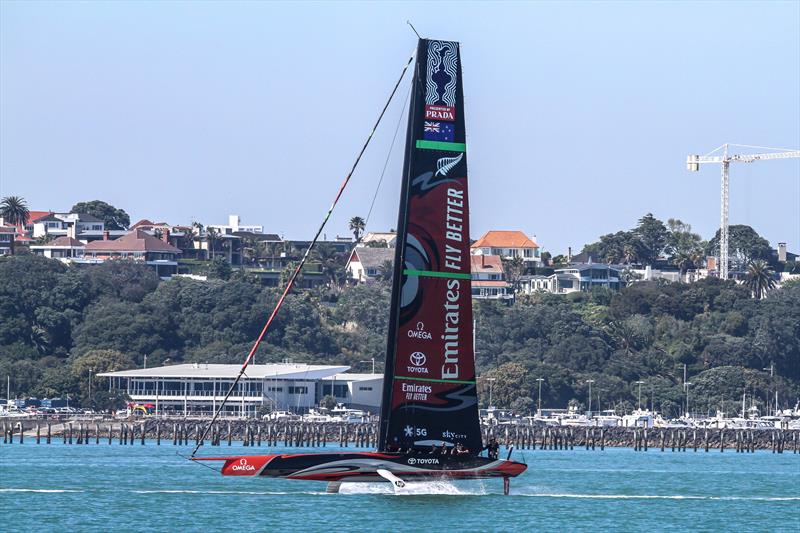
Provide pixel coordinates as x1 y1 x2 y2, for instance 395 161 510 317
195 451 526 482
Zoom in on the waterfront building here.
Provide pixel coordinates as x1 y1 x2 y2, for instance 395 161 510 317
470 230 541 265
470 254 511 300
98 363 383 417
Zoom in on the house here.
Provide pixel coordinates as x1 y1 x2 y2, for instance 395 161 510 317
29 236 85 260
360 232 397 248
346 247 395 283
27 212 127 243
470 254 511 300
208 214 264 235
31 213 105 239
291 236 354 254
552 263 623 293
519 274 555 294
0 226 14 256
471 230 541 265
82 229 182 278
518 263 625 295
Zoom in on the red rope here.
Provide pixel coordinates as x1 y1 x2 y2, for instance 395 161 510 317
191 51 415 458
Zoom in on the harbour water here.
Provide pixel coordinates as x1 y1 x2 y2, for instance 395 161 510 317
1 442 798 532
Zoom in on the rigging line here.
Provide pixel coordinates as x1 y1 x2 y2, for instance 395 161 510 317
190 49 417 459
365 76 413 229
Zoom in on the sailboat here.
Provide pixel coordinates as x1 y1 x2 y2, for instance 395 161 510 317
194 37 527 494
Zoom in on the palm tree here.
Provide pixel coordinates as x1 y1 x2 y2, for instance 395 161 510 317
206 227 219 261
1 196 30 227
349 216 366 242
744 260 776 300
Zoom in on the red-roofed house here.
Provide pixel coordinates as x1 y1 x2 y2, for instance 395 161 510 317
470 230 541 265
470 255 511 300
83 229 182 277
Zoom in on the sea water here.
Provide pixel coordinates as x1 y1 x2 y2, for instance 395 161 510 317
1 442 798 532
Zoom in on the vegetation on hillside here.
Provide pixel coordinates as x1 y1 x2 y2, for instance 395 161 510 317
1 254 798 415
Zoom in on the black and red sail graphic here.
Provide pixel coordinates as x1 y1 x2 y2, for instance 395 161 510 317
379 39 480 453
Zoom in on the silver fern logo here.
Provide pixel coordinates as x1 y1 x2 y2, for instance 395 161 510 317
436 153 464 177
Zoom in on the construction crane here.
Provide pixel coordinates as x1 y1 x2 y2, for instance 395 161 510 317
686 144 800 280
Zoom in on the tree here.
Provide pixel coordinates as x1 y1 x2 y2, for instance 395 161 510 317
349 216 366 242
320 394 337 410
0 196 30 227
744 260 776 300
665 219 705 275
377 259 394 283
205 227 219 260
633 213 667 265
585 231 640 265
208 256 232 280
70 200 130 230
706 225 772 271
502 256 525 292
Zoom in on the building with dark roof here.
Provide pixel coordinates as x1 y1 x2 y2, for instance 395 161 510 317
346 247 395 282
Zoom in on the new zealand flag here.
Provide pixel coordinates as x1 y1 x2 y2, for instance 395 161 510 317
423 121 454 142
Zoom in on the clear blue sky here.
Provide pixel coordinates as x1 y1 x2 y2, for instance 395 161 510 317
2 1 798 253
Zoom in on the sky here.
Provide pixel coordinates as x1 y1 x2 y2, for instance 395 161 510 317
1 1 799 254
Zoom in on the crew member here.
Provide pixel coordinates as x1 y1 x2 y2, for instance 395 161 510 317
483 437 499 460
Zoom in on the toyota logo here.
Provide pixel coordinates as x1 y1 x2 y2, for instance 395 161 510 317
410 352 426 367
408 457 417 465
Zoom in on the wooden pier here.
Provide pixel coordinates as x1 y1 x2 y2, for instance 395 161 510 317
1 419 798 454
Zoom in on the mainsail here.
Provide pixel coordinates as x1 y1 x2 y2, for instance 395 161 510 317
379 38 481 453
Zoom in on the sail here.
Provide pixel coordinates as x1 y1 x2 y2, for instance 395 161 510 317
379 38 481 453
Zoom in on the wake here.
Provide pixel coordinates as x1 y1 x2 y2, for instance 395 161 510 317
340 480 487 496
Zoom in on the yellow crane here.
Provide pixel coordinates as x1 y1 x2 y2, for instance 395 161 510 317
686 144 800 279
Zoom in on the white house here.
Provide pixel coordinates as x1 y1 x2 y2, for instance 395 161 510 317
360 232 397 248
346 247 395 282
208 214 264 235
30 236 85 260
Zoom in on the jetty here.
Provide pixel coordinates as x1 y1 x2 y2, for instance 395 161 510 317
2 419 798 454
